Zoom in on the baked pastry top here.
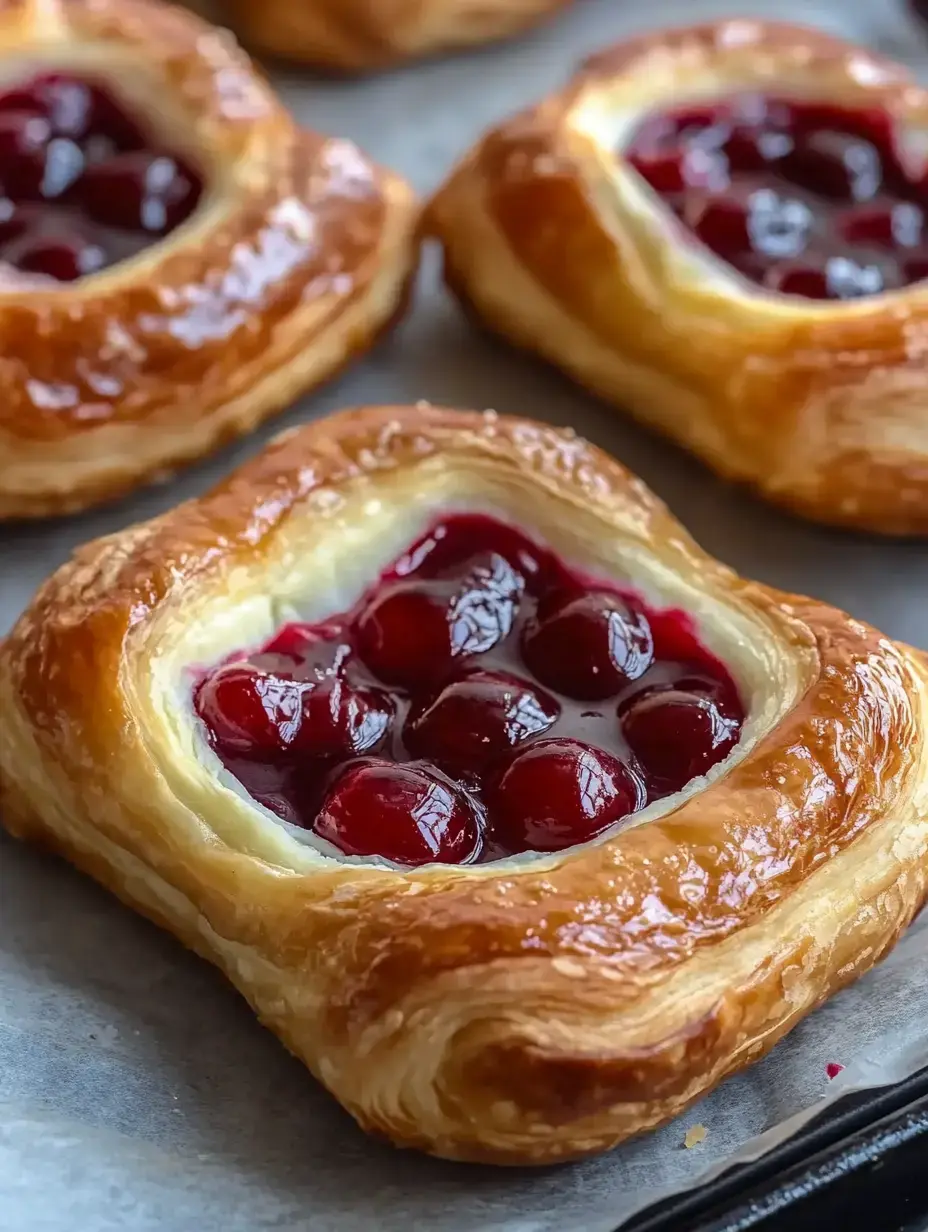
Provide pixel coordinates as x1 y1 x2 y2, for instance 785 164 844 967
224 0 575 71
2 404 926 1165
427 21 928 535
0 0 418 518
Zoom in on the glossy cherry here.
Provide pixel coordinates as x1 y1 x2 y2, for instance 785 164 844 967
198 659 393 761
625 93 928 300
521 590 653 700
0 71 202 281
314 759 483 865
353 551 524 688
487 739 642 852
621 687 741 796
14 234 107 281
295 677 394 758
0 111 52 197
404 668 560 777
196 664 305 757
394 516 550 592
80 151 201 234
0 73 142 147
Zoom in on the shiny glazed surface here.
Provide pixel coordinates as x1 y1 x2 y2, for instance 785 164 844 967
0 72 202 281
196 514 744 864
2 404 924 1164
427 21 928 534
625 94 928 299
0 0 410 459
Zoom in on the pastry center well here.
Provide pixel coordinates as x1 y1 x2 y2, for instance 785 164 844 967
624 93 928 299
195 515 746 867
0 72 203 282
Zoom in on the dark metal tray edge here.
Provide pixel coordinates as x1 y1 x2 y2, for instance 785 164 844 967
621 1065 928 1231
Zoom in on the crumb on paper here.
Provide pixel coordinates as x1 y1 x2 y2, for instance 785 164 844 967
89 1025 119 1047
826 1061 845 1080
684 1124 708 1149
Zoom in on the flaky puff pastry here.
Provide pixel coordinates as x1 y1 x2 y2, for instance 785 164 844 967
428 22 928 535
224 0 574 71
2 404 928 1165
0 0 418 519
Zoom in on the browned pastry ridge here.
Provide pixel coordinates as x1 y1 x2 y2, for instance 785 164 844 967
225 0 575 71
427 21 928 535
2 404 927 1165
0 0 419 519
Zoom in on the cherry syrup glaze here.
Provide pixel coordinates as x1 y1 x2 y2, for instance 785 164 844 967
194 515 745 866
624 94 928 300
0 72 202 282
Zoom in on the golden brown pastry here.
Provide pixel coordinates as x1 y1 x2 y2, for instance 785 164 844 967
2 403 927 1164
428 22 928 535
224 0 575 70
0 0 418 519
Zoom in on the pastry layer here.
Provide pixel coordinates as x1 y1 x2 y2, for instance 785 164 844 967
1 405 926 1164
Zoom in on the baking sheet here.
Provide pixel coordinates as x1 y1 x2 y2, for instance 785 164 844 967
3 0 928 1228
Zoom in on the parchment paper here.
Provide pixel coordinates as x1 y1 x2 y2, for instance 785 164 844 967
3 1 928 1228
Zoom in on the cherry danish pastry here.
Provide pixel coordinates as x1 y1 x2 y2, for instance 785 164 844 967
0 0 418 518
428 22 928 534
225 0 575 71
2 404 926 1165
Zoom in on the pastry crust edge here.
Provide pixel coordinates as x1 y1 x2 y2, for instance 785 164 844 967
1 404 926 1164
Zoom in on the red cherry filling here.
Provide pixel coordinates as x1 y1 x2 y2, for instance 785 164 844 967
195 660 393 760
353 551 524 688
80 152 200 234
0 71 202 281
624 94 928 300
197 664 304 756
521 590 653 701
621 688 741 797
0 111 54 197
315 760 483 865
404 669 560 777
486 739 642 853
15 234 106 281
0 73 143 147
195 514 745 865
297 677 394 758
